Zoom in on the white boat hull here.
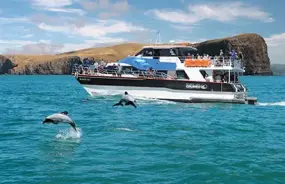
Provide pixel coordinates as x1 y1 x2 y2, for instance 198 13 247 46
82 85 246 104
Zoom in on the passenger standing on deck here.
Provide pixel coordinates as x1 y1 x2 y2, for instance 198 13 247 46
148 67 153 78
219 49 224 64
231 49 237 60
230 49 237 67
117 64 122 77
220 49 224 57
238 51 243 60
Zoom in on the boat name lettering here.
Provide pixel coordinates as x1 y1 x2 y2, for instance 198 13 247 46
186 83 207 89
79 78 90 81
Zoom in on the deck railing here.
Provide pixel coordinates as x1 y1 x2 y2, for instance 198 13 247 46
72 65 174 79
179 56 243 68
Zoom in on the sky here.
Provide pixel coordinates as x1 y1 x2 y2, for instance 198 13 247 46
0 0 285 64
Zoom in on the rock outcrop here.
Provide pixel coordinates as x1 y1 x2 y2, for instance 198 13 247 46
194 33 272 75
0 55 16 74
9 56 81 75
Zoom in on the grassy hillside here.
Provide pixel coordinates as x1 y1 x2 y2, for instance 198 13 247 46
4 43 144 73
58 43 144 61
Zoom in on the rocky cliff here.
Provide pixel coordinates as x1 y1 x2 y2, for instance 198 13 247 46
0 55 16 74
194 33 272 75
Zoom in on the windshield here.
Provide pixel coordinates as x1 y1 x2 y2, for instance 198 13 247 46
178 48 198 56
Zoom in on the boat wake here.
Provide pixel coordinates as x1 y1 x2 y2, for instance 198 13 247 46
88 89 122 96
86 89 177 105
258 101 285 106
56 128 82 140
135 96 177 105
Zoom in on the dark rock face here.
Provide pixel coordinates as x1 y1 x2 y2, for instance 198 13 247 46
0 55 16 74
194 34 272 75
11 56 82 75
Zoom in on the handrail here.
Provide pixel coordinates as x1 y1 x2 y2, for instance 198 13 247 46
183 56 243 68
72 65 175 79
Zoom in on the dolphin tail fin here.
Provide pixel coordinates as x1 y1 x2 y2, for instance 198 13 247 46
113 100 124 107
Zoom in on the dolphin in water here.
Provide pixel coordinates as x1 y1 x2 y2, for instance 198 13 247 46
113 92 137 108
42 111 77 132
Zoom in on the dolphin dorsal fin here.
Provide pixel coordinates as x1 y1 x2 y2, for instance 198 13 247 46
60 111 68 115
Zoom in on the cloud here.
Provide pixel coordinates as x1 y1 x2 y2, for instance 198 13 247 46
0 17 30 24
38 23 71 34
58 37 125 53
265 32 285 47
31 0 85 15
1 39 61 55
80 0 130 18
171 25 197 31
1 37 125 54
0 39 36 46
44 8 85 15
146 2 274 24
31 0 73 8
265 32 285 64
29 14 82 26
5 43 64 55
37 20 147 38
22 34 34 38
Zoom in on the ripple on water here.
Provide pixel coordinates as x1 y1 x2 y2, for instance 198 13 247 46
1 75 285 184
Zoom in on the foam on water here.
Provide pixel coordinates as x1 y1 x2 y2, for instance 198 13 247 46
135 96 177 105
87 89 177 105
88 89 122 96
56 127 82 140
258 101 285 106
114 127 136 132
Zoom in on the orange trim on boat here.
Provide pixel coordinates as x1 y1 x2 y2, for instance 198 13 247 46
184 59 211 67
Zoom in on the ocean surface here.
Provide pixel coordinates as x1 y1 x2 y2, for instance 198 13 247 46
1 75 285 184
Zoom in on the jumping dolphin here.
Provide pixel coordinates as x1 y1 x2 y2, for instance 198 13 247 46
42 111 77 132
113 92 137 108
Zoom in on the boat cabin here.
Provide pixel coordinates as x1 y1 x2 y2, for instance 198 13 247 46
135 45 198 62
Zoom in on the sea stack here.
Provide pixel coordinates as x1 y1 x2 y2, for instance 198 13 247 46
194 33 272 75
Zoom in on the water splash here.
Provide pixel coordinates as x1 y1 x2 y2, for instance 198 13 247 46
56 127 82 140
258 101 285 106
135 97 177 105
86 89 176 105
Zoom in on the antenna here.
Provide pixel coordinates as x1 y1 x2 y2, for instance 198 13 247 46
155 31 161 44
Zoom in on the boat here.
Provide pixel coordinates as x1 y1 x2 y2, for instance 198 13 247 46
73 43 257 105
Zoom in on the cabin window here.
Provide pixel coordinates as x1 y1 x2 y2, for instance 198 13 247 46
146 48 178 57
122 66 138 72
158 49 177 56
176 70 189 79
143 48 154 56
179 48 198 56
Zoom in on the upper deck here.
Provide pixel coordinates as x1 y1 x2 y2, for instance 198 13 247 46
132 44 244 71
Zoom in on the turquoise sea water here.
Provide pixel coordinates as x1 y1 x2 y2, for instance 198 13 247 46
1 75 285 184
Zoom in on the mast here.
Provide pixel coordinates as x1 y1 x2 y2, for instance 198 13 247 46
155 31 161 45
